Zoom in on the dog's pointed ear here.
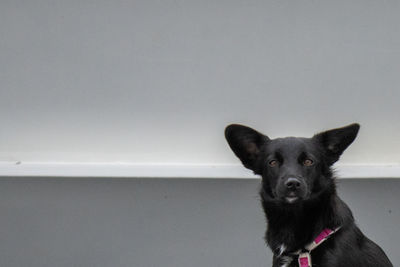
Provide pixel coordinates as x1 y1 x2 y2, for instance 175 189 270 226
313 123 360 165
225 124 269 172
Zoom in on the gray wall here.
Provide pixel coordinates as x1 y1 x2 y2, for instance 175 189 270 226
0 178 398 267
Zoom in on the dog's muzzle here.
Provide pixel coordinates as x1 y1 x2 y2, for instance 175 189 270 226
280 177 307 203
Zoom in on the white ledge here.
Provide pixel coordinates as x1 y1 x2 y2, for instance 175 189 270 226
0 162 400 179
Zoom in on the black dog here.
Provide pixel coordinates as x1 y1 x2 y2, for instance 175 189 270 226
225 123 392 267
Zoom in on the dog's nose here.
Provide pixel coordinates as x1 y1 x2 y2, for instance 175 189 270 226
285 178 301 190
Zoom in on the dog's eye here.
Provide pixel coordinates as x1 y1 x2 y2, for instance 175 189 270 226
269 160 278 167
303 159 314 166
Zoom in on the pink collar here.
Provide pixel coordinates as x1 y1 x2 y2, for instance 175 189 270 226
278 227 341 267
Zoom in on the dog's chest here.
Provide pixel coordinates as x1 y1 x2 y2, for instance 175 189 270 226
275 244 294 267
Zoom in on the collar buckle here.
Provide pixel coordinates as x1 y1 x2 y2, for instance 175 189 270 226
298 252 312 267
275 227 341 267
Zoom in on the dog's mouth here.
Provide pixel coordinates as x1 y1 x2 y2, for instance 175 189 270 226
284 192 301 204
285 196 299 203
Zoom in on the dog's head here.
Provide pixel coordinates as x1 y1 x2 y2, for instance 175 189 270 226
225 123 360 204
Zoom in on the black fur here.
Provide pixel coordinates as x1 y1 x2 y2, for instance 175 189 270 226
225 123 393 267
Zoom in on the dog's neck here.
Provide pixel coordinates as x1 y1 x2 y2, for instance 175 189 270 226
260 185 352 254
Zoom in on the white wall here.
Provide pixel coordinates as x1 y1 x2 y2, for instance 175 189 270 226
1 0 399 168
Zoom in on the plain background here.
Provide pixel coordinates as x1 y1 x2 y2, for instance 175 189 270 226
0 178 397 267
0 1 399 267
1 0 400 164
